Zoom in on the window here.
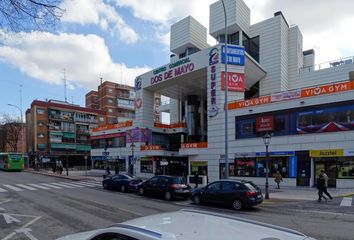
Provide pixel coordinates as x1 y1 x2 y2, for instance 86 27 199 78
207 182 222 191
221 181 238 191
99 117 104 122
36 108 45 115
108 109 113 113
256 157 288 178
37 121 45 126
108 99 113 104
235 158 256 177
108 88 113 93
149 176 159 184
140 159 153 173
337 158 354 179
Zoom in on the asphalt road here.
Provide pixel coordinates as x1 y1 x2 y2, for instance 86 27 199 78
1 171 354 240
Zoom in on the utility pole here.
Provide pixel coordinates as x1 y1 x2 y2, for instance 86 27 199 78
63 69 67 102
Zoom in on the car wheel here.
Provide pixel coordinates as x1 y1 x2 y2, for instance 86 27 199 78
138 187 144 196
232 199 243 210
103 183 108 189
192 195 201 205
164 191 172 201
120 185 126 192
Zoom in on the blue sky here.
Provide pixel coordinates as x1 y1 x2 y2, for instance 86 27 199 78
1 0 354 119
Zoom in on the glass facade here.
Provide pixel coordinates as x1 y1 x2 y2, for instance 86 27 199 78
236 101 354 139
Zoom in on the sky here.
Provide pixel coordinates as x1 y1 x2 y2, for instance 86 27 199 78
1 0 354 119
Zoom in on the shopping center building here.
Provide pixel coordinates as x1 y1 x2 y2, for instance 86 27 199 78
91 0 354 188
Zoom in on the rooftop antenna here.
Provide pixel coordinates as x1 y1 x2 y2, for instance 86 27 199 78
63 68 67 102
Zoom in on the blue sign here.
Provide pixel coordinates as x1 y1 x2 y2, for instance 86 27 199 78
221 45 245 66
289 156 297 178
256 151 295 157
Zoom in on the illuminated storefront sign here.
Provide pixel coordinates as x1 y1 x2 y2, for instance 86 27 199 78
208 47 219 117
310 149 344 157
150 58 195 85
221 72 244 92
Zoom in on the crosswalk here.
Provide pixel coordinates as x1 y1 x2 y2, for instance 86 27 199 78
0 181 101 193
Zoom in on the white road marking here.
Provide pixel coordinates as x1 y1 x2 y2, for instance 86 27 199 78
340 197 353 207
0 187 8 192
15 184 37 191
58 182 85 188
28 184 50 190
3 184 23 192
16 228 39 240
49 182 74 188
40 183 62 189
74 182 101 187
2 213 21 224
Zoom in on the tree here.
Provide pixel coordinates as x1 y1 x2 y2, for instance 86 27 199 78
0 113 22 152
0 0 64 32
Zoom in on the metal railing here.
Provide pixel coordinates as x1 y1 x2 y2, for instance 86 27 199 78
299 56 354 74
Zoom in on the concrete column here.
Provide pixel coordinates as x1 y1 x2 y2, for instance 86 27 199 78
310 157 314 188
239 30 243 46
200 96 205 141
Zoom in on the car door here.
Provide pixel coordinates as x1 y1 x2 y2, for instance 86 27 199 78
156 176 168 196
145 176 159 194
220 181 240 206
202 181 222 204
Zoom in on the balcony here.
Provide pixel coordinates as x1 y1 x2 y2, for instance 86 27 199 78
299 56 354 73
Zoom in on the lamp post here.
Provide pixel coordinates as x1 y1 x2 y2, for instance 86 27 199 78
130 142 135 175
8 103 24 154
263 133 271 199
221 0 229 179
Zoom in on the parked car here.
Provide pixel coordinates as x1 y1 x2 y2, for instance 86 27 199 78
102 174 142 192
56 209 316 240
137 175 191 200
191 179 263 210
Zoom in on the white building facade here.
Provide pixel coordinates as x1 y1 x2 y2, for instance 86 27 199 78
91 0 354 188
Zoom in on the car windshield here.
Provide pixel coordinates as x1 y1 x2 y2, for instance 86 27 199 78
169 177 184 184
244 183 258 191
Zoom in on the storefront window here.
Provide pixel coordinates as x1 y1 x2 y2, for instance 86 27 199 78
337 157 354 179
190 161 208 175
256 157 288 178
235 159 256 177
140 159 153 173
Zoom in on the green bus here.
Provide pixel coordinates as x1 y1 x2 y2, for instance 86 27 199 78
0 153 25 171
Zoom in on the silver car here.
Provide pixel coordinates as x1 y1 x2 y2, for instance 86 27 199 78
57 209 315 240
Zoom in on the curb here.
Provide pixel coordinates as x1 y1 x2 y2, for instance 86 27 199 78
25 170 90 181
336 193 354 198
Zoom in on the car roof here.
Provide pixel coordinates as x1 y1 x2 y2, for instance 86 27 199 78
111 209 310 240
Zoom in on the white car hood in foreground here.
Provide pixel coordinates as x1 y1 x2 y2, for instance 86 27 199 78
56 210 316 240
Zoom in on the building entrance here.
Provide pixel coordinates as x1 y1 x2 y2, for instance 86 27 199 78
315 160 337 188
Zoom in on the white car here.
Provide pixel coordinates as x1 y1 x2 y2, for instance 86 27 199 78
57 209 315 240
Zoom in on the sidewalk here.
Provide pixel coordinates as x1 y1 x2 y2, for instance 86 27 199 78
260 185 354 201
25 169 354 201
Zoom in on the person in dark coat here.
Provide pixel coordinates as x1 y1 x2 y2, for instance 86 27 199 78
317 172 328 203
194 172 199 188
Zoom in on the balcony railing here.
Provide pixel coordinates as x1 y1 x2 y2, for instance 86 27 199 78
299 56 354 73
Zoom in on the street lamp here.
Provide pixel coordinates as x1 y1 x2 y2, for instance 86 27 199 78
130 142 135 175
221 0 229 179
263 133 271 199
65 148 69 176
8 103 24 154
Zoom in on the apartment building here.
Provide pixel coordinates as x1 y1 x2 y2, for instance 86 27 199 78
26 100 105 167
85 81 136 124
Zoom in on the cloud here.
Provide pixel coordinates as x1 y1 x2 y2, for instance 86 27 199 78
0 31 150 89
61 0 138 44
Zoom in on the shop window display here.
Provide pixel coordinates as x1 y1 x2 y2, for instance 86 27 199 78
337 158 354 179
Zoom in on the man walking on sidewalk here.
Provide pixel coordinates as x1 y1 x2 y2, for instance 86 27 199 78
316 172 327 203
321 169 333 200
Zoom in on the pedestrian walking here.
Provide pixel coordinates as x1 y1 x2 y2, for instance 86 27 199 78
321 169 333 200
316 172 328 203
274 171 283 189
106 166 111 175
194 172 199 188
